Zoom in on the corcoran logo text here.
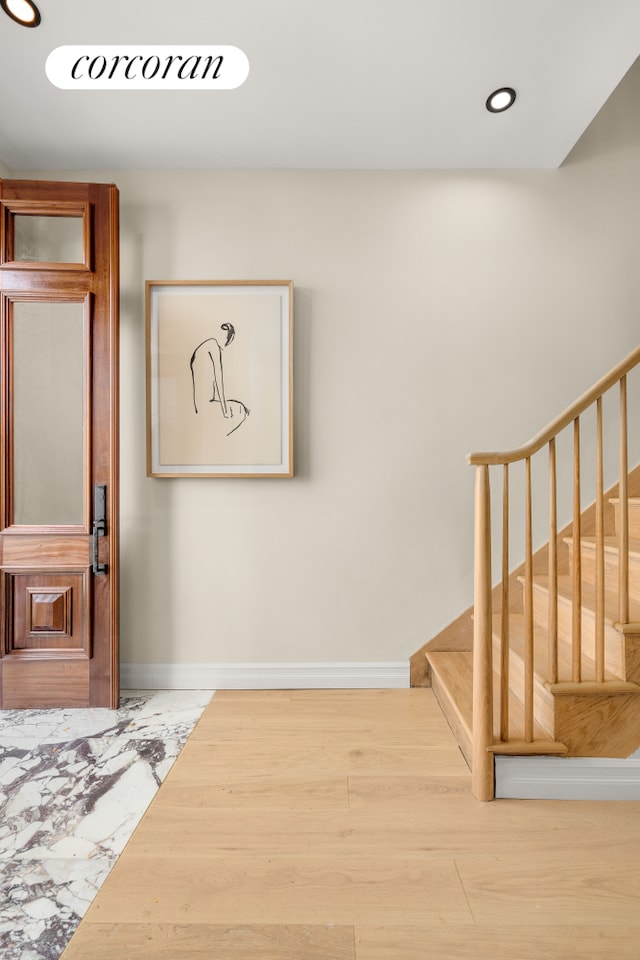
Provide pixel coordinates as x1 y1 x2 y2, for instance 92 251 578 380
46 45 250 90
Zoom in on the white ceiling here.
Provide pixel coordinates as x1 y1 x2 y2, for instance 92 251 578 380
0 0 639 171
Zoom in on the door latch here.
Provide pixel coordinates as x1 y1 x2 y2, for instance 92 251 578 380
92 484 108 575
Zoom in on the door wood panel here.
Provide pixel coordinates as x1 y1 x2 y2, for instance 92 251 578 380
0 179 119 708
3 569 90 654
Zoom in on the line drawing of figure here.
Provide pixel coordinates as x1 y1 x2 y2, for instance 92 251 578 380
189 323 249 437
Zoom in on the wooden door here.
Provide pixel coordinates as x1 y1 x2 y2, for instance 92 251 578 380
0 179 119 708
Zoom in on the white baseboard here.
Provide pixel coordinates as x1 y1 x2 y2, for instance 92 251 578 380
496 755 640 800
120 661 410 691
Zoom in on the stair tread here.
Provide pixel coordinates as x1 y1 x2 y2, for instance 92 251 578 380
427 649 554 747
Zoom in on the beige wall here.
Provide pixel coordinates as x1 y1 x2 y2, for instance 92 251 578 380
13 60 640 669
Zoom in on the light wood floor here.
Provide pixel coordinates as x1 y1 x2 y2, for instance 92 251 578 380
61 689 640 959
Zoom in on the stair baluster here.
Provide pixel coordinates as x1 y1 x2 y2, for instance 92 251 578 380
619 377 629 624
596 396 605 682
548 437 558 684
524 457 534 741
500 463 510 741
573 417 582 682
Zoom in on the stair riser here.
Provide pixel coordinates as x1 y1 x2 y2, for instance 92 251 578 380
611 499 640 540
530 583 625 679
566 540 640 599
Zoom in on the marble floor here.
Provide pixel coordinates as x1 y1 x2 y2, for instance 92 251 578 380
0 689 214 960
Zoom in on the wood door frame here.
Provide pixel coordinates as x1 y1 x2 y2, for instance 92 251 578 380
0 179 120 708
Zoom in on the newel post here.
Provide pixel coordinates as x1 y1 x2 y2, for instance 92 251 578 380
472 463 495 801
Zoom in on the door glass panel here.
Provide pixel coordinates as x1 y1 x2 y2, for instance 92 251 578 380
12 301 85 525
14 215 84 263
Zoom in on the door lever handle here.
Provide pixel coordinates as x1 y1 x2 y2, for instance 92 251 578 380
92 484 108 575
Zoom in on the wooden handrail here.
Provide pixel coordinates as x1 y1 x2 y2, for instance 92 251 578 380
468 344 640 466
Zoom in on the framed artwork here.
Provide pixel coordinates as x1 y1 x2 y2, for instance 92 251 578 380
146 280 293 477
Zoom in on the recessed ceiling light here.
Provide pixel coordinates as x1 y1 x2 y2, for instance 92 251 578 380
1 0 41 27
486 87 516 113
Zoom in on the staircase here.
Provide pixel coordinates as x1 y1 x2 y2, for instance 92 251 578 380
418 346 640 800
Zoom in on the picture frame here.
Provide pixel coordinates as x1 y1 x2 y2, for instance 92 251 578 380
146 280 293 477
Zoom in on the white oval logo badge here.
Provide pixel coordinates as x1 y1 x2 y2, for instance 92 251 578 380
46 45 249 90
